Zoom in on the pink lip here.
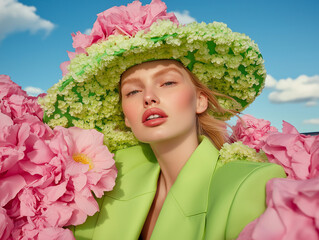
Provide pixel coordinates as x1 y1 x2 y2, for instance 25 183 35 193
142 108 168 127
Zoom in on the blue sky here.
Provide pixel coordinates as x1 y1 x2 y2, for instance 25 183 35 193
0 0 318 133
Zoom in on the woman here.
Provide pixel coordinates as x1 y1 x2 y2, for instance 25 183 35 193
40 0 286 239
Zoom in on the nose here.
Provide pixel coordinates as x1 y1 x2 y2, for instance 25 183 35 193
143 89 159 107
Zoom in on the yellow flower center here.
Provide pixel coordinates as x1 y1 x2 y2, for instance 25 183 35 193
72 153 94 170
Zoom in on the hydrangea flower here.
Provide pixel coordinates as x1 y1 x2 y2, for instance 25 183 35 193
219 141 267 166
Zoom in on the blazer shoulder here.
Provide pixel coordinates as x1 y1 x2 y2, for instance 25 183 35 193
206 161 286 240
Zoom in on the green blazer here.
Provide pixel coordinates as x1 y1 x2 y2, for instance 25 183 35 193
72 137 286 240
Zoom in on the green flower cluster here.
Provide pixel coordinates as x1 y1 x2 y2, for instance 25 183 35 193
219 142 268 165
39 20 266 152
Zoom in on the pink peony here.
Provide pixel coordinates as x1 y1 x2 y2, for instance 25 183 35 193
4 125 117 236
0 75 44 120
262 121 318 180
1 76 117 238
231 114 278 152
238 177 319 240
61 0 178 75
0 75 27 99
73 0 178 49
49 126 117 224
0 93 44 120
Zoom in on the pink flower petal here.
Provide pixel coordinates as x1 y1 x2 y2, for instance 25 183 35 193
0 112 13 129
40 181 68 203
60 61 70 76
43 202 74 227
0 75 27 99
239 178 319 240
18 188 38 217
74 190 98 216
65 202 88 226
38 227 75 240
0 174 26 207
0 207 14 240
27 139 55 164
282 121 299 134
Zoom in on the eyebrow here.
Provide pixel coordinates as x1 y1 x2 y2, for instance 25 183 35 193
121 66 184 87
120 77 140 87
152 67 184 79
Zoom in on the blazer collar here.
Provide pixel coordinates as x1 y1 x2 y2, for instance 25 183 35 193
167 136 219 216
108 136 219 216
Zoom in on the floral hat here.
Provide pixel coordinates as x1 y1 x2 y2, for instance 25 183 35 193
39 0 266 152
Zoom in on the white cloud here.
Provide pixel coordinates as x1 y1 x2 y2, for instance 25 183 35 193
305 100 318 107
0 0 55 41
173 10 196 25
24 86 45 96
268 75 319 103
265 74 277 88
303 119 319 125
84 28 92 35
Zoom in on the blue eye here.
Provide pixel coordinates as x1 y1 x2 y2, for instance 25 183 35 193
163 81 176 86
126 90 140 96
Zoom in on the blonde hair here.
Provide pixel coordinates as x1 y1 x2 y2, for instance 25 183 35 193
185 68 238 150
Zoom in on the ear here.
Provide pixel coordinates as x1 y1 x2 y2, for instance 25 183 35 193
196 91 208 114
124 116 131 128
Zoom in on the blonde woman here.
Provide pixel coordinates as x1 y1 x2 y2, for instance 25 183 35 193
41 1 286 239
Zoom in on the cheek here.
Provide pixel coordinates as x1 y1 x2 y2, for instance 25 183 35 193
171 87 196 112
122 100 138 125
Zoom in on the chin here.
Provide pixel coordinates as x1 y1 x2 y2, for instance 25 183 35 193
135 130 194 145
135 133 171 144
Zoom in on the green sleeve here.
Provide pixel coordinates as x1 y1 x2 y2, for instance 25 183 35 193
205 161 286 240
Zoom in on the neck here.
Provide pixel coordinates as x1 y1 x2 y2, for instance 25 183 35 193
150 132 199 192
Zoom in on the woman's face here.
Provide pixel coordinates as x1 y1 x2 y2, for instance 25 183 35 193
121 60 207 144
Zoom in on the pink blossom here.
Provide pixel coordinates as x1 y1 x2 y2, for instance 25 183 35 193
0 94 44 120
262 121 318 180
1 76 117 238
0 207 14 240
0 75 44 120
238 177 319 240
73 0 178 49
49 126 117 223
61 0 178 76
0 75 27 99
231 114 278 151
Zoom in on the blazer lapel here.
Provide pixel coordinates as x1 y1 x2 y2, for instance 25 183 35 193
151 137 219 239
